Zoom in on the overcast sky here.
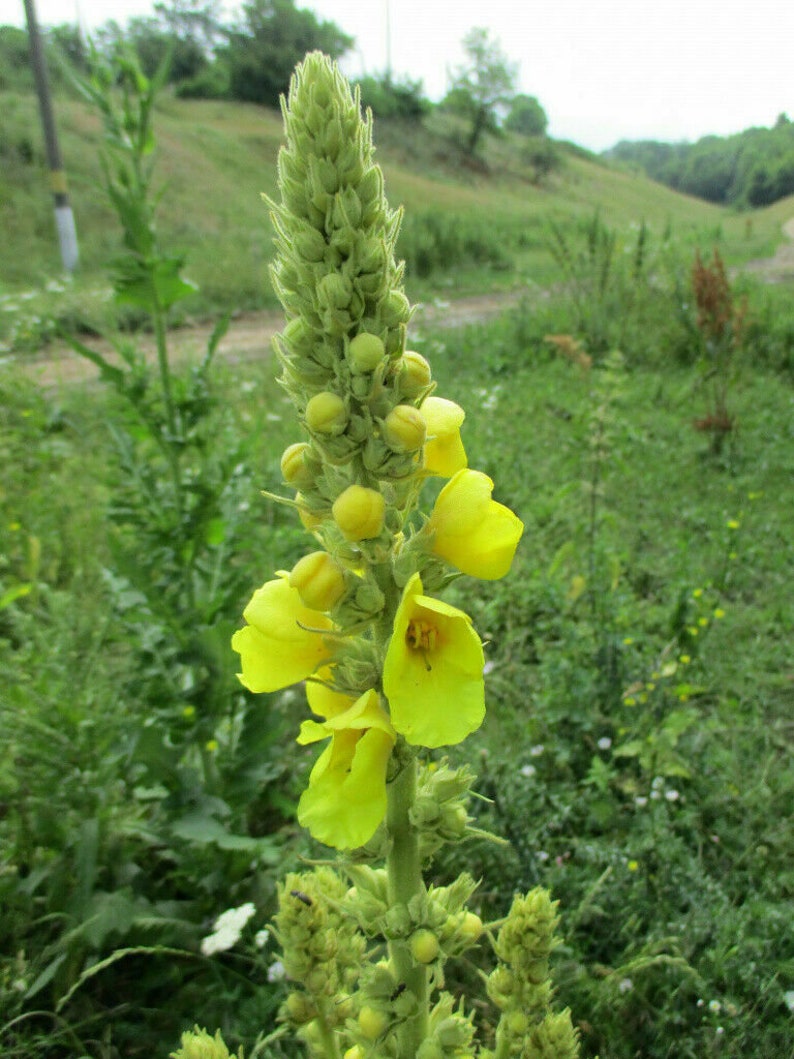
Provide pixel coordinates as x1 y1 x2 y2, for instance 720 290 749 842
5 0 792 150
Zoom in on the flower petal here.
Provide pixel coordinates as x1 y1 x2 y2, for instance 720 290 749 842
421 396 468 477
297 690 396 849
232 574 334 692
383 573 484 748
429 469 524 579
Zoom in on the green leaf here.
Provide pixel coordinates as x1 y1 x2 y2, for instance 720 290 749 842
24 952 68 1000
0 582 32 609
614 740 644 759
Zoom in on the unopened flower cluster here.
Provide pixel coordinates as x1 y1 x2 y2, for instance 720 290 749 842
232 53 523 851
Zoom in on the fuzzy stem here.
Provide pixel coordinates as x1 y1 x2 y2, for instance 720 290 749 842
314 1005 342 1059
386 746 428 1055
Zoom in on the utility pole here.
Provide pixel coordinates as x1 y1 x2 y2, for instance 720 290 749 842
23 0 79 272
385 0 392 85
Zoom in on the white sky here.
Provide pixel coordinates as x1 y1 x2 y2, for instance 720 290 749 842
4 0 793 150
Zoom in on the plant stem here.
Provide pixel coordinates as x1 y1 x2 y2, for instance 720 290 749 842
315 1005 342 1059
386 746 428 1056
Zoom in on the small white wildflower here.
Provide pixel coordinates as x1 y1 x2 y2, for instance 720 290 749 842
241 380 256 393
715 1026 724 1036
520 764 536 779
650 789 661 800
709 1000 722 1014
266 413 282 422
267 959 286 982
536 850 550 862
597 736 612 751
783 990 794 1012
651 776 664 789
635 796 648 808
530 744 545 757
200 902 256 956
697 998 704 1007
483 659 496 675
618 977 633 994
665 789 680 802
255 928 270 949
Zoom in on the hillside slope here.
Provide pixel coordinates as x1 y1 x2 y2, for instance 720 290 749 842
1 92 789 310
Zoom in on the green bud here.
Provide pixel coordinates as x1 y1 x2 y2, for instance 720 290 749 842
410 928 440 964
170 1027 242 1059
284 991 317 1025
281 442 316 487
358 1005 389 1040
398 350 432 398
348 332 385 372
382 405 426 453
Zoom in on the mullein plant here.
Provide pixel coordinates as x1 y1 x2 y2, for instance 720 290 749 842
226 53 582 1059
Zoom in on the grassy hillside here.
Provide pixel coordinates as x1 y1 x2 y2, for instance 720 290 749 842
2 90 791 322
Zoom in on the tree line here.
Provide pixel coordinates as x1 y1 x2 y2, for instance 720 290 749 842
607 115 794 208
1 0 548 160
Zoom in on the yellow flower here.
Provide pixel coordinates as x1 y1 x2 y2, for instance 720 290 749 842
231 574 335 693
383 573 484 748
297 689 395 849
428 468 523 579
420 396 467 477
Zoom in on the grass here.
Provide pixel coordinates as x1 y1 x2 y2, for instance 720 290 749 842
2 287 794 1055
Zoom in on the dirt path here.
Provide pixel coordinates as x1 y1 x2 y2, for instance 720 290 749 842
740 217 794 282
18 290 523 390
13 217 794 389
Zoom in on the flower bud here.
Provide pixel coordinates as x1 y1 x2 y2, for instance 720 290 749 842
281 442 315 487
358 1005 389 1040
459 912 483 943
382 405 426 454
289 551 346 611
507 1010 528 1036
332 485 385 541
343 1048 364 1059
398 350 432 398
410 929 440 964
305 391 348 436
348 332 385 372
295 493 324 531
420 396 467 477
285 991 317 1025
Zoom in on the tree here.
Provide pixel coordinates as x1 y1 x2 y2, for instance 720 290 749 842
153 0 224 54
223 0 353 107
444 27 518 156
505 93 548 137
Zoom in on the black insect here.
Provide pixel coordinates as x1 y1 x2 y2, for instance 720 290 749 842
390 983 407 1002
291 890 313 906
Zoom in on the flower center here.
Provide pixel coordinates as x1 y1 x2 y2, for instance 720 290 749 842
406 620 438 669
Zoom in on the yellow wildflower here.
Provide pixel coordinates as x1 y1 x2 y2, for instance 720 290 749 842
232 574 334 693
297 689 395 849
428 468 523 579
383 573 484 748
420 396 467 477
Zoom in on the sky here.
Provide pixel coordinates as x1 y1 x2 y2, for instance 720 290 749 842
5 0 793 151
